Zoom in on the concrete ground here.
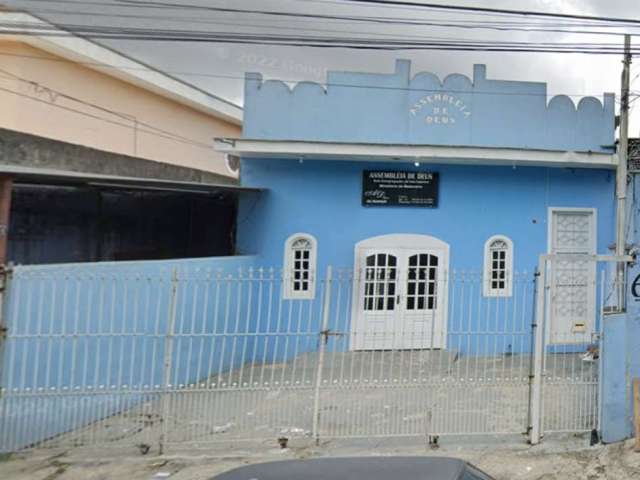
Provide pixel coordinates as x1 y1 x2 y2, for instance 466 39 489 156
2 350 598 453
1 435 639 480
32 351 595 448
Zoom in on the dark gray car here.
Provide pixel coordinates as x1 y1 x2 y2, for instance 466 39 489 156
211 457 495 480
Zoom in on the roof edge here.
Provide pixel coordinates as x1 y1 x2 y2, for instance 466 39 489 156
2 164 262 193
0 10 243 125
215 137 618 170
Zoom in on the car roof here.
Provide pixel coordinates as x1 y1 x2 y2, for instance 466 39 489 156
211 457 468 480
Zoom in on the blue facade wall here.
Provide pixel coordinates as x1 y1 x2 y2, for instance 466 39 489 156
600 174 640 443
235 159 615 360
238 158 615 272
239 59 616 272
600 310 640 443
601 313 630 443
244 60 615 153
234 59 619 435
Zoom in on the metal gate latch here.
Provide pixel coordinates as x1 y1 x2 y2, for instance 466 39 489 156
320 329 344 344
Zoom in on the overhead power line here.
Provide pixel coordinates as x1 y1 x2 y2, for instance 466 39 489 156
18 6 640 30
1 20 640 54
3 20 629 46
0 83 215 149
341 0 640 26
0 67 216 150
0 34 635 53
113 0 640 26
13 1 640 29
0 50 625 101
9 0 640 38
13 5 640 39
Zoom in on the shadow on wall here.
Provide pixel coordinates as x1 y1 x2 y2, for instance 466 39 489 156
8 186 237 265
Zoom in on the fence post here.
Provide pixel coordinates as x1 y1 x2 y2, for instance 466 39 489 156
0 264 11 399
159 267 179 455
312 265 333 445
529 256 547 445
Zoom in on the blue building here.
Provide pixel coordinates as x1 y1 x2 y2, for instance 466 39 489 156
0 60 622 452
217 59 617 352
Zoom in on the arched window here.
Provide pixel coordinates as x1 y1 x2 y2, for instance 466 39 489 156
283 233 317 299
483 235 513 297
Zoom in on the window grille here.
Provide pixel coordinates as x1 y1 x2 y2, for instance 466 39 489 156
484 236 513 297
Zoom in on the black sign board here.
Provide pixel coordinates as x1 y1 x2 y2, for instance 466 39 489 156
362 170 439 207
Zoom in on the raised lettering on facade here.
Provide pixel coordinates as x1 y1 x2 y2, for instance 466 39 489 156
409 93 471 126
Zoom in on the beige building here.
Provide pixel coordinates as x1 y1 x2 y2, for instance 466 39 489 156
0 10 258 266
0 9 242 181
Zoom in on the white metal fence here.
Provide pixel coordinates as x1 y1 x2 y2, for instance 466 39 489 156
0 258 615 452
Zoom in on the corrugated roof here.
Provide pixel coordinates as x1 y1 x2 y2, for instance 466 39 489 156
1 165 263 195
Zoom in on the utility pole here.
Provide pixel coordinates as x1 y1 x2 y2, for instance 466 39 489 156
617 34 631 311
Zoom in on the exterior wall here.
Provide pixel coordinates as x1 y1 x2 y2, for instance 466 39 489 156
238 158 615 272
0 40 240 177
233 59 617 360
244 60 615 153
0 127 234 184
236 158 614 357
600 312 640 443
601 174 640 443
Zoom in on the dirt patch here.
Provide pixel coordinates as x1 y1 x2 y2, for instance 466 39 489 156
1 438 639 480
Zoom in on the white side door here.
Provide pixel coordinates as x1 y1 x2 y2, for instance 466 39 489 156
548 208 597 344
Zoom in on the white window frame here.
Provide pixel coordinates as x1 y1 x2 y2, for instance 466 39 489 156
283 233 317 300
483 235 514 297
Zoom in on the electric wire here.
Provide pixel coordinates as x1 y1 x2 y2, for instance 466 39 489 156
0 69 217 150
1 20 640 55
0 50 624 100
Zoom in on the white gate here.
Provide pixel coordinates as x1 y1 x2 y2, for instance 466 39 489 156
529 253 626 444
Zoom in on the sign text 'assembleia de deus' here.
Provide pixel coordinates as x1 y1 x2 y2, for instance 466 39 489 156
362 170 439 207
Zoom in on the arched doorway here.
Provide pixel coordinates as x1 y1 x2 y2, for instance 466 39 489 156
350 234 449 350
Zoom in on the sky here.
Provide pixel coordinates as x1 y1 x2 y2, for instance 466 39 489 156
4 0 640 133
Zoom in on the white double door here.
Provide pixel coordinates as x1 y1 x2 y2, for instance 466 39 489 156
351 240 448 350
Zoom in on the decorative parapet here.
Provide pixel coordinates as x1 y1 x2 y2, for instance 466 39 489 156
243 60 615 154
